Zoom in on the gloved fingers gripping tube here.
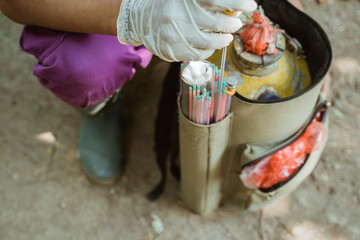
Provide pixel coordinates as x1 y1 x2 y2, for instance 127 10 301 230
196 13 243 34
162 21 206 61
182 1 241 34
161 29 231 61
197 0 258 12
186 33 234 51
117 0 257 62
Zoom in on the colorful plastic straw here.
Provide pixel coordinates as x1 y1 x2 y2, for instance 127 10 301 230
221 82 226 119
196 95 201 124
200 95 204 124
202 89 207 124
193 85 196 120
211 65 215 123
189 86 192 121
221 88 226 120
207 96 211 125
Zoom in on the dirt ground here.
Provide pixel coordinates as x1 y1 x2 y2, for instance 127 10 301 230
1 0 359 239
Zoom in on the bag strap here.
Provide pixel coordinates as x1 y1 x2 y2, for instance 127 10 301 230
147 62 180 200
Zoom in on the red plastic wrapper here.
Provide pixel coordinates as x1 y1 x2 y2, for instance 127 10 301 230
239 11 281 55
240 120 327 189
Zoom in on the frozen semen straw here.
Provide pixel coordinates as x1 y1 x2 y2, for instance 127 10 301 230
211 64 215 122
200 95 205 124
219 87 226 121
189 86 193 121
196 95 202 124
193 86 196 120
207 96 212 125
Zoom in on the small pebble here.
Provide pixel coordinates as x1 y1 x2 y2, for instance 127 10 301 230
151 212 164 234
333 163 342 170
110 188 115 194
60 202 67 209
296 196 310 207
337 26 346 32
327 214 338 224
321 174 329 182
328 212 347 225
12 173 19 181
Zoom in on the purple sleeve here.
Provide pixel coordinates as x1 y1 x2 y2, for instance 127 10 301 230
20 26 153 108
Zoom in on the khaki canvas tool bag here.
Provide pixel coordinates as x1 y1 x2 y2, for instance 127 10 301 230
179 0 332 214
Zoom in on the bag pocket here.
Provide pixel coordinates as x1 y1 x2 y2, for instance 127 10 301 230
236 100 329 211
179 102 233 215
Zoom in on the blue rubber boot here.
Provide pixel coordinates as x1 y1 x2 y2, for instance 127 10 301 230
78 99 123 185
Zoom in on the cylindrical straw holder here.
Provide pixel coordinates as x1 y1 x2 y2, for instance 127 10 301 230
179 99 233 214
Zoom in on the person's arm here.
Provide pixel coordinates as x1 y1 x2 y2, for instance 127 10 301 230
1 0 257 61
0 0 121 35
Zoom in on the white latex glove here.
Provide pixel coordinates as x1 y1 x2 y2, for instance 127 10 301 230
117 0 257 62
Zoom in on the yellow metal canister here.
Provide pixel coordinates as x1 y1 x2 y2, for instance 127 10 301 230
207 31 311 100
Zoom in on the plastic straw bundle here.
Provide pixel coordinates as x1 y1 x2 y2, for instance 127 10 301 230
180 61 237 125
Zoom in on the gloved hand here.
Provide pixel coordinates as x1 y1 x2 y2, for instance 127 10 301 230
117 0 257 62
